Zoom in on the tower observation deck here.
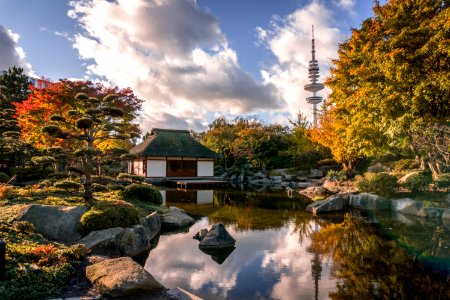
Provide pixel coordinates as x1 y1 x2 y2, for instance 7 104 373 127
304 25 324 126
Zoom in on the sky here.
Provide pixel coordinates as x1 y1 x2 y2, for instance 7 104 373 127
0 0 375 133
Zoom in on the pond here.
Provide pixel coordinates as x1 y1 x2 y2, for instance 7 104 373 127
145 189 450 300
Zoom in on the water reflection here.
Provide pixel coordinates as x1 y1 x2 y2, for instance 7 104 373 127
146 189 450 299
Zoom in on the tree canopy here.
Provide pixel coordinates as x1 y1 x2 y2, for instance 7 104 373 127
313 0 450 174
14 80 142 150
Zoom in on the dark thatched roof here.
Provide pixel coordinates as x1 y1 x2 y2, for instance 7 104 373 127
130 128 220 158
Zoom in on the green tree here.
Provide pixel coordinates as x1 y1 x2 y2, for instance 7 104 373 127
0 66 32 110
42 92 141 204
0 67 33 171
202 116 237 170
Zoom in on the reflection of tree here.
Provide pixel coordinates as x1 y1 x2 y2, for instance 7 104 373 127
311 215 450 299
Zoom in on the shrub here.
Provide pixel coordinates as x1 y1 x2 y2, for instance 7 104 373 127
0 172 10 183
0 185 15 199
13 221 34 233
393 159 420 172
120 184 163 205
92 183 108 192
435 173 450 191
107 184 125 191
53 180 82 193
326 170 347 182
402 172 432 193
355 172 397 197
117 173 145 183
79 201 140 235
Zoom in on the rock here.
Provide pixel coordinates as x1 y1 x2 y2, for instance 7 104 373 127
285 175 295 181
443 209 450 220
200 246 235 264
349 193 391 211
86 257 164 297
367 163 390 173
253 172 266 179
193 229 208 241
120 225 152 257
140 212 161 241
198 223 236 250
299 186 329 199
308 169 324 179
160 207 195 231
306 193 350 214
15 204 87 243
296 170 309 178
85 255 110 264
391 198 423 216
391 212 419 226
249 178 272 186
270 176 283 183
397 171 420 185
322 180 340 193
79 227 124 257
417 207 445 219
297 181 319 189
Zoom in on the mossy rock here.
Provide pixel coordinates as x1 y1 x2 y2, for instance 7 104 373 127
79 201 140 235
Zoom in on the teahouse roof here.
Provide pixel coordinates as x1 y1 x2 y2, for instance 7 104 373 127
130 128 220 158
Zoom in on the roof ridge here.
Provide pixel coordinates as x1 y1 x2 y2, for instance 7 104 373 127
152 128 190 134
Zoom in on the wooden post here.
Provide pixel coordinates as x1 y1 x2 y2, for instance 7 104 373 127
0 241 5 281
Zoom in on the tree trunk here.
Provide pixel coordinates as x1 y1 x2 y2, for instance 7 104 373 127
420 157 427 171
427 162 441 180
83 173 94 205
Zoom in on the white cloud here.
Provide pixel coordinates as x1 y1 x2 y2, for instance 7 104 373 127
0 24 34 75
258 1 345 123
68 0 280 132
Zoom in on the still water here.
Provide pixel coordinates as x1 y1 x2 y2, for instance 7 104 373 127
145 189 450 300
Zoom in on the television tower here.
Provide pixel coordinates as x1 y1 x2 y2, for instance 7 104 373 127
304 25 324 126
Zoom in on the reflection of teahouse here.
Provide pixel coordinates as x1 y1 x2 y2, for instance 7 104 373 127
128 128 220 178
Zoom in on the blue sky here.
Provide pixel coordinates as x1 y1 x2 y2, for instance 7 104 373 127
0 0 376 132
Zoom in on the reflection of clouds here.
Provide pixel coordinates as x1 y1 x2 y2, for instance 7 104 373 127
146 218 338 299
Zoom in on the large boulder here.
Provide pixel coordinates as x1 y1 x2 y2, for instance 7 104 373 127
140 212 161 241
120 225 153 257
306 193 350 214
86 257 164 297
299 186 329 199
349 193 391 211
198 223 236 250
79 227 125 257
160 207 195 231
391 198 423 216
15 204 87 243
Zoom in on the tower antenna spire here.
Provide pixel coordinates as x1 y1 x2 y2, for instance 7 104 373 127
304 25 324 126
